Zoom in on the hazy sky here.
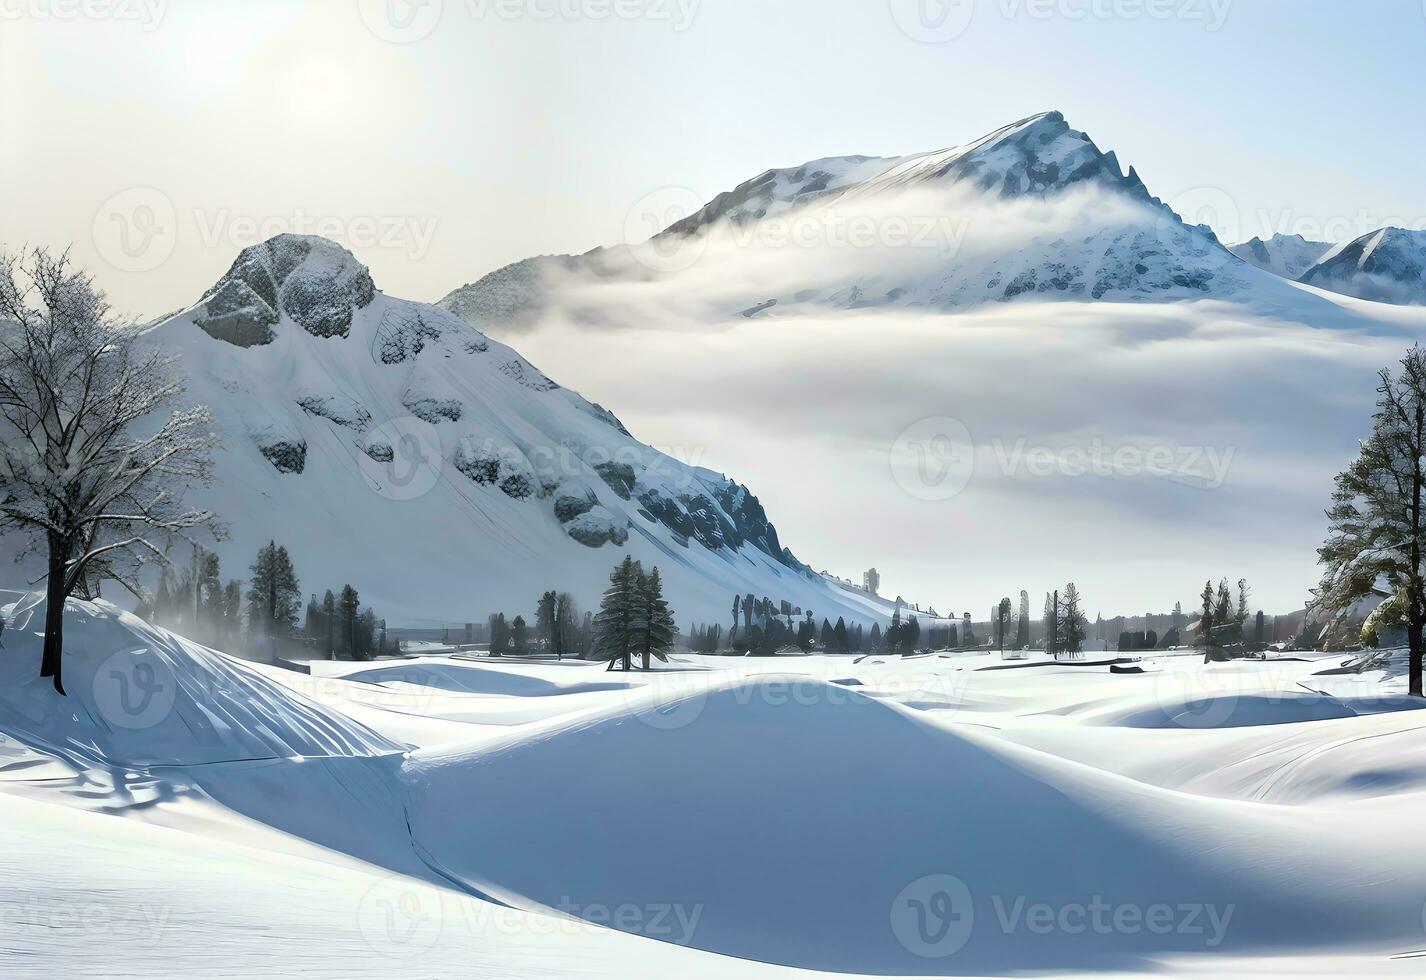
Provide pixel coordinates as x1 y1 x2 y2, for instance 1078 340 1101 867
4 0 1425 318
4 0 1425 614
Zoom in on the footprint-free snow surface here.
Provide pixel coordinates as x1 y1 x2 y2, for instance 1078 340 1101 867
6 599 1426 978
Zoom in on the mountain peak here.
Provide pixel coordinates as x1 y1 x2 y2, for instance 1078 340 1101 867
195 235 377 346
1299 227 1426 304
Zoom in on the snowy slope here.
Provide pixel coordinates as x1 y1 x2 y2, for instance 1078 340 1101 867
440 111 1260 328
8 601 1426 976
1299 227 1426 305
1228 233 1333 280
139 234 892 627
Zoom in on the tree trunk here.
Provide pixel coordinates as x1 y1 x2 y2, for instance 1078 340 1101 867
1410 620 1424 698
40 544 68 695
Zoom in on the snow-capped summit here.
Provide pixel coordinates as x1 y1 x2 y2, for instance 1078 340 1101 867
147 235 890 626
833 110 1157 208
441 111 1255 328
1299 227 1426 305
1228 233 1333 280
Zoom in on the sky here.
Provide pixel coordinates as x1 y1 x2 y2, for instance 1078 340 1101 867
3 0 1426 616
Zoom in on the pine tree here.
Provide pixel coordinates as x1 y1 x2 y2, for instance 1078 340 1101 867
338 584 359 659
595 555 642 670
1199 579 1215 648
323 589 336 658
902 615 921 653
833 616 849 652
536 591 557 653
1044 592 1058 658
636 566 676 669
1059 583 1086 656
246 541 301 645
510 615 529 654
488 613 509 656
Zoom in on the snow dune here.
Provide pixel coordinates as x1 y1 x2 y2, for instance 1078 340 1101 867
5 601 1426 976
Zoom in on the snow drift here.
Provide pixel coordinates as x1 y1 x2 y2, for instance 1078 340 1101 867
0 592 401 768
400 672 1426 975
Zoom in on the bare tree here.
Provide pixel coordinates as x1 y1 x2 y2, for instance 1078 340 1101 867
0 247 218 694
1313 346 1426 696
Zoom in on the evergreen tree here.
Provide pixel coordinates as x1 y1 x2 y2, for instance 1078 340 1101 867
338 584 359 659
354 607 378 660
246 541 301 644
1059 583 1086 655
595 555 643 670
1199 579 1215 648
902 615 921 653
510 615 529 654
323 589 336 658
1043 592 1058 658
868 621 882 651
820 618 835 649
636 566 676 669
1214 578 1233 631
221 579 243 647
488 613 509 655
536 591 557 652
1016 591 1030 648
833 616 849 652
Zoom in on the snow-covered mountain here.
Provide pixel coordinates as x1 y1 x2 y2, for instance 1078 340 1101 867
441 111 1258 328
145 234 893 626
1228 233 1333 280
1299 227 1426 305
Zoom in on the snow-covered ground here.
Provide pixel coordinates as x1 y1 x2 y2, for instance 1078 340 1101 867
5 595 1426 977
